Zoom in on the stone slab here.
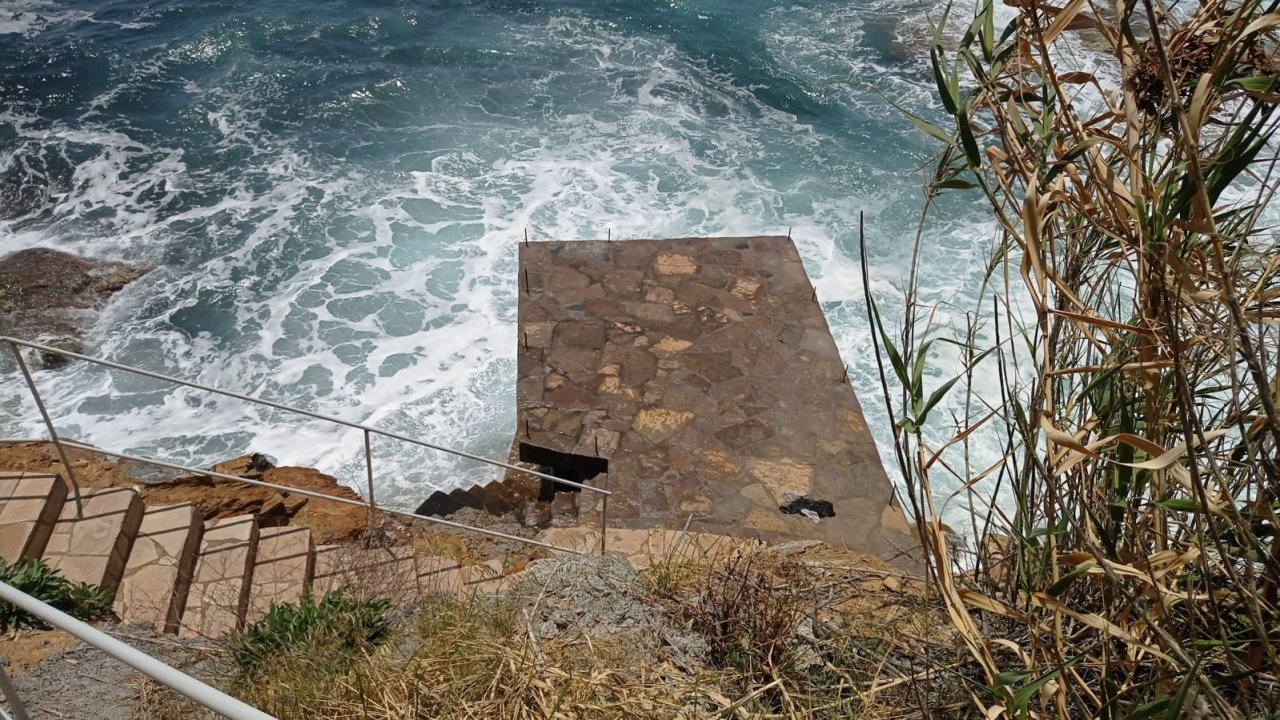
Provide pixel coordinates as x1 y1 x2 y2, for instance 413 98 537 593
538 526 747 569
465 560 511 595
313 544 418 603
246 525 313 624
43 487 143 589
0 472 66 563
416 556 503 597
413 554 462 595
115 503 203 633
507 237 918 564
180 514 258 639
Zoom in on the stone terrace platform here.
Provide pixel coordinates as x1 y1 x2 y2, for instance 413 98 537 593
510 236 915 559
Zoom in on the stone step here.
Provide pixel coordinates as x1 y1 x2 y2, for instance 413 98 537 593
246 525 313 625
0 472 67 564
114 503 203 634
179 514 258 639
313 544 418 603
42 487 143 590
416 555 504 597
538 526 746 568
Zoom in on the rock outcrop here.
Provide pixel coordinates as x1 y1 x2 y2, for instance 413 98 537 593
0 443 370 545
0 247 148 367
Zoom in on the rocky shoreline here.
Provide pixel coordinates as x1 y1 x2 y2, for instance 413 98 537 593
0 247 149 367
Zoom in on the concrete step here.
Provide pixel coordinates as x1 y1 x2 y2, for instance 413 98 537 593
0 472 67 564
179 514 258 639
538 526 745 568
246 525 312 625
42 487 143 590
115 503 203 634
416 556 504 597
313 544 418 603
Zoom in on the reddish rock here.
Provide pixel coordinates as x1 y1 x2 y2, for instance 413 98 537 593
0 443 370 545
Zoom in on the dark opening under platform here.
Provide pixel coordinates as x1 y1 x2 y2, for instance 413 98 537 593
508 236 915 558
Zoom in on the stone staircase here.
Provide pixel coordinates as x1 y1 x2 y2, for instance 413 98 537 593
0 471 502 638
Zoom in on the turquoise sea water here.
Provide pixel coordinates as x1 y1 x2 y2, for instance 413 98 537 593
1 0 1020 518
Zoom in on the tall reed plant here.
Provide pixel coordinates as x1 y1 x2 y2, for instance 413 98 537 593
873 0 1280 716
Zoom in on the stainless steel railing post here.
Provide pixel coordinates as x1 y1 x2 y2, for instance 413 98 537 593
7 341 84 518
363 428 377 532
0 335 607 496
599 473 609 556
0 662 32 720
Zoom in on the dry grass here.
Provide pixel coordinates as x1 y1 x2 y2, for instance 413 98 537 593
131 677 217 720
128 547 962 719
189 591 726 719
874 0 1280 716
645 546 969 718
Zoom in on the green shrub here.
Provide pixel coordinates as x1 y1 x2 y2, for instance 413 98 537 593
0 557 114 629
231 589 392 681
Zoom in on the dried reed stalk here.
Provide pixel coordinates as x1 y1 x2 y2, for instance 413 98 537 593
871 0 1280 716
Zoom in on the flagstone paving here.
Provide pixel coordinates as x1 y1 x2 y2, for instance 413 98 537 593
0 472 65 563
507 237 916 563
115 503 202 633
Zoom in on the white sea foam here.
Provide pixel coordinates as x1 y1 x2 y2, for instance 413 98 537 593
0 0 91 35
0 2 1120 531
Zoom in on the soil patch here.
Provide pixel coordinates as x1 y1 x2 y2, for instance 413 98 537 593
0 622 221 720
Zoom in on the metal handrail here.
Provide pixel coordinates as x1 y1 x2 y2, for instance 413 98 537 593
0 438 581 554
0 580 277 720
8 344 84 518
0 651 29 720
0 336 608 496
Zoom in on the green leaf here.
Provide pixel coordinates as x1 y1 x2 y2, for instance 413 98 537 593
1228 75 1278 93
980 0 995 58
916 374 961 425
1156 498 1204 513
911 339 934 399
879 331 911 390
936 177 978 190
1045 138 1102 183
917 346 993 423
930 0 954 47
1047 559 1095 596
1205 103 1277 205
961 0 991 50
956 102 983 168
1123 697 1171 720
1029 524 1065 540
1011 657 1079 717
931 45 959 114
994 670 1031 687
899 104 956 145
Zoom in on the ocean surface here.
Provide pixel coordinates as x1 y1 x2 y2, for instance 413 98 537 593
1 0 1037 523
